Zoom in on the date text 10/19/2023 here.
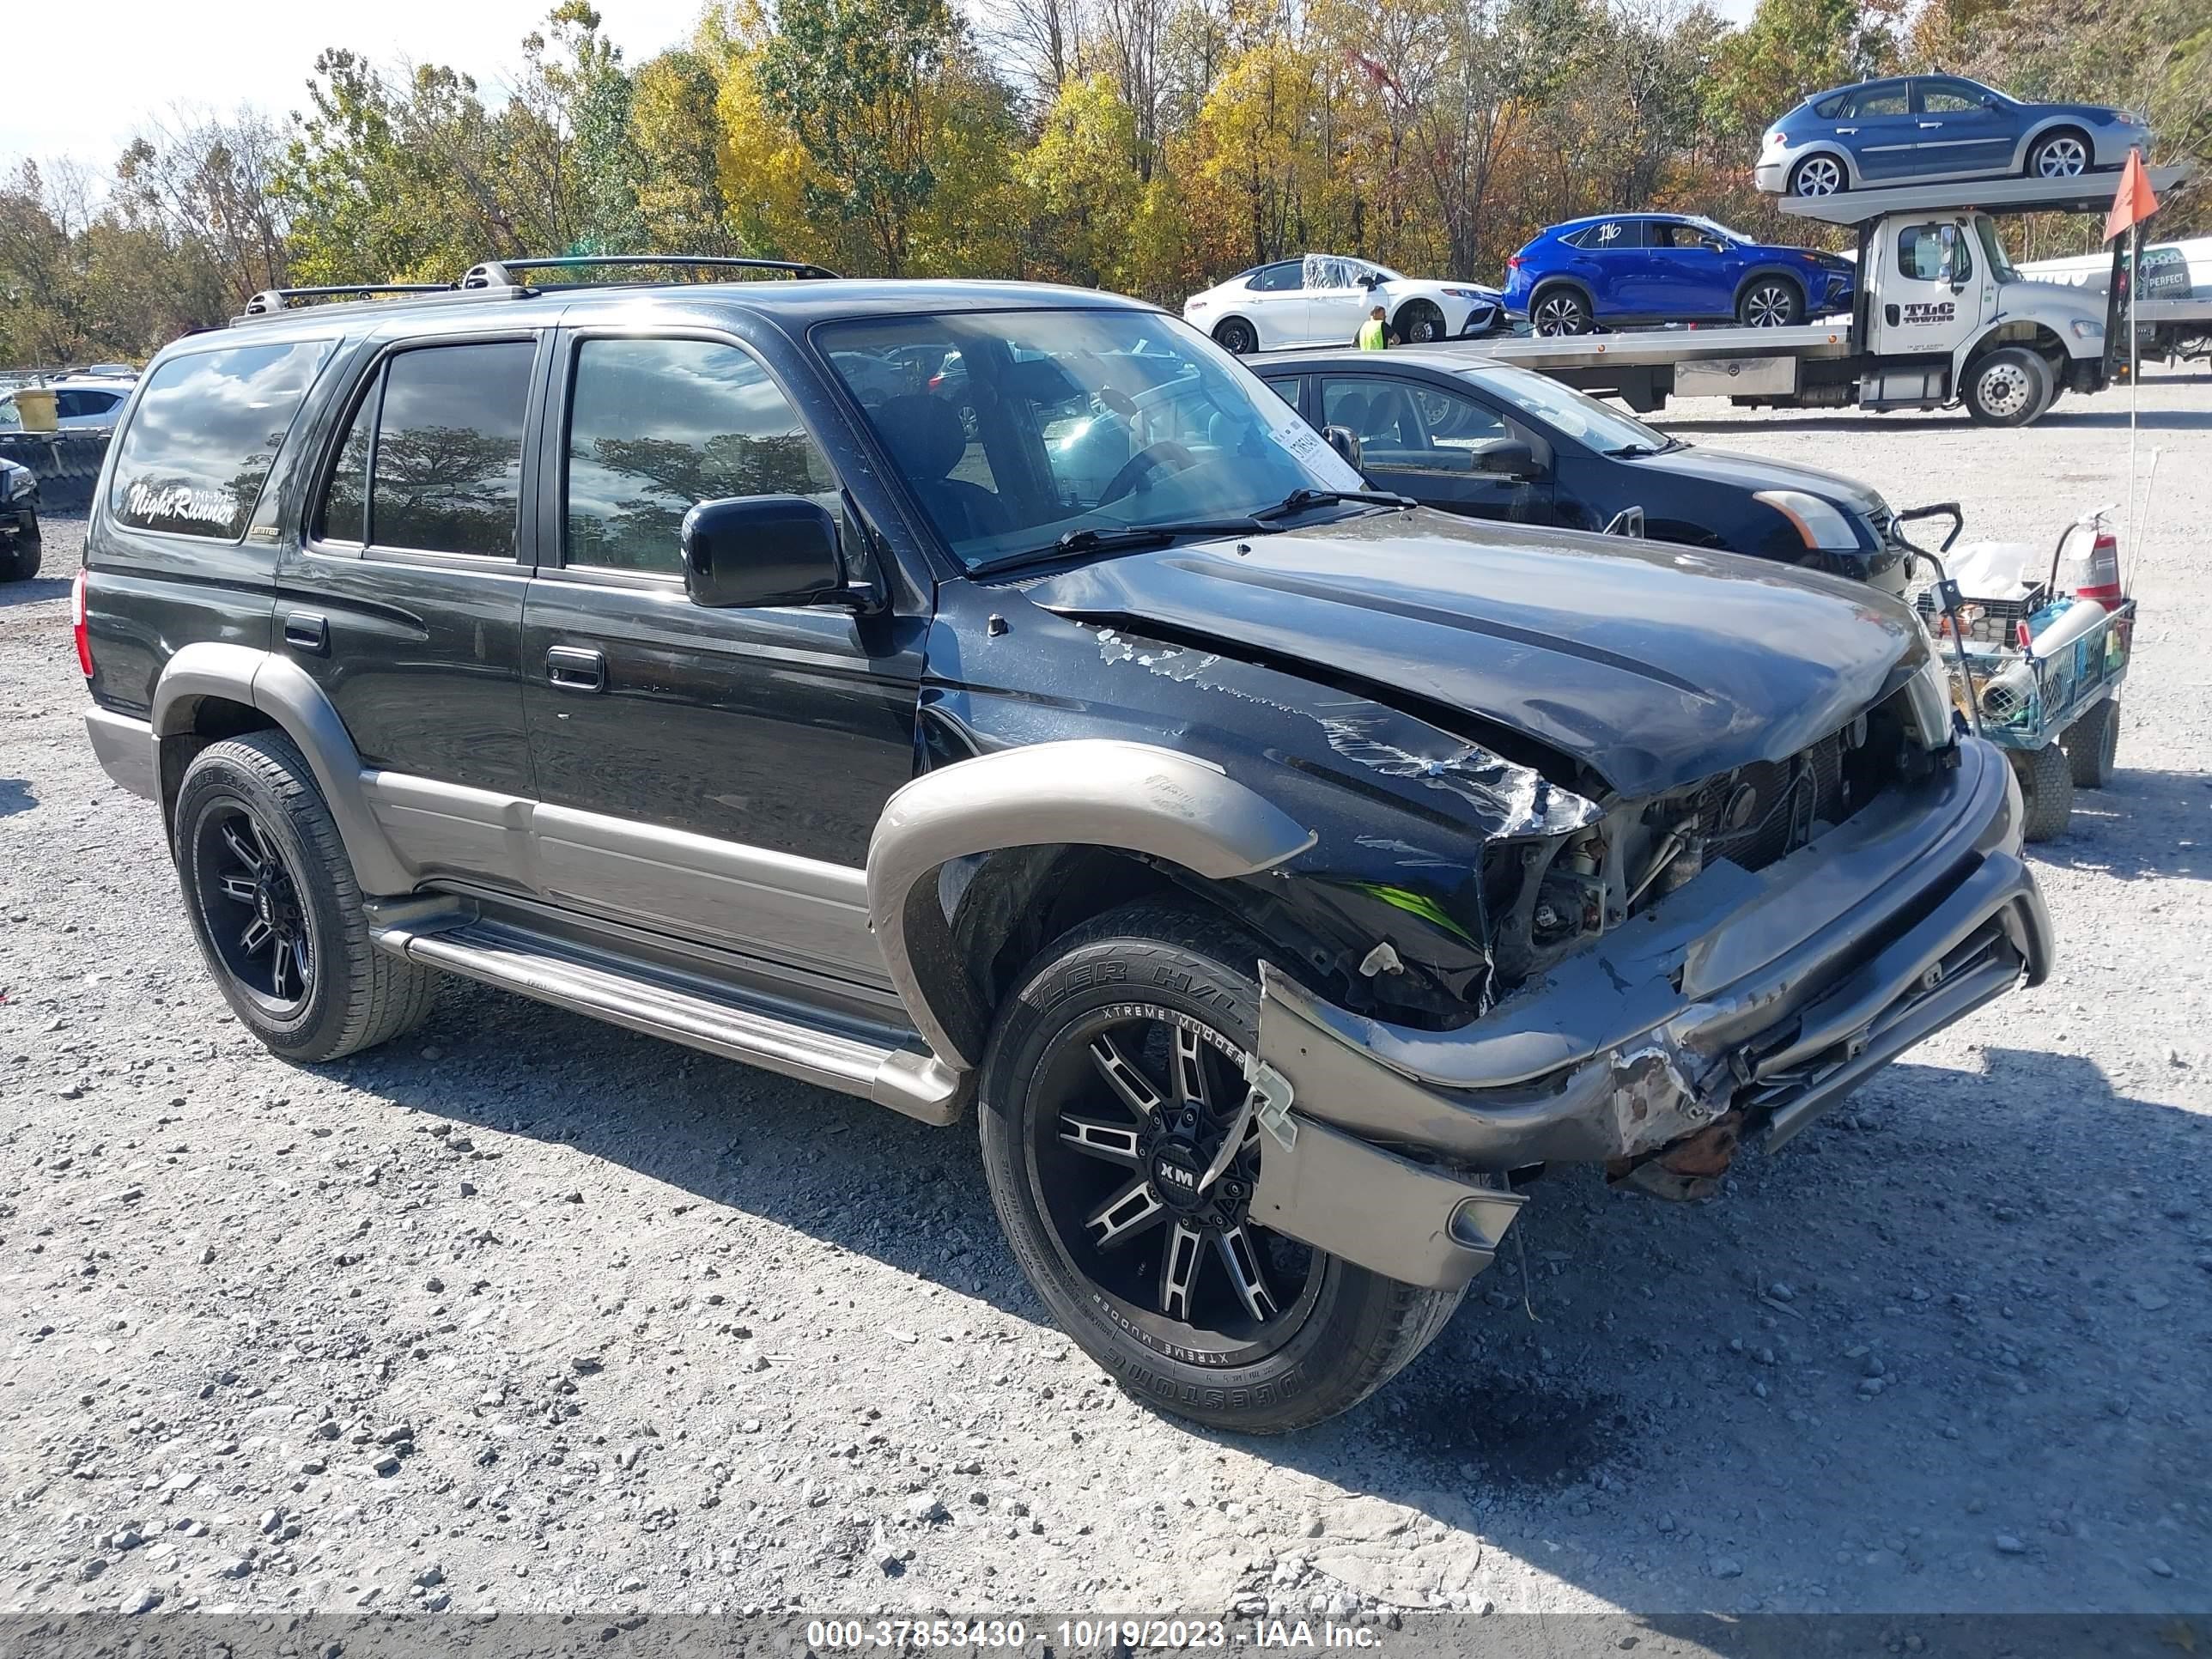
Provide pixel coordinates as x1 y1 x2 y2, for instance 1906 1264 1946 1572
804 1619 1389 1650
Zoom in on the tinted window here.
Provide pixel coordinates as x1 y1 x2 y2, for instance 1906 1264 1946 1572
1812 94 1849 118
1258 375 1301 408
1652 222 1725 251
371 343 534 558
317 382 375 544
565 337 837 575
1851 85 1909 117
1322 376 1509 473
1568 220 1638 250
1247 262 1303 292
1898 222 1972 283
1918 79 1984 113
109 339 332 540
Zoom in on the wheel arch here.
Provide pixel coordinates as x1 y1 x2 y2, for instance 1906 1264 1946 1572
150 642 414 894
1735 264 1807 304
1527 276 1595 317
1960 321 2070 380
1789 146 1858 189
866 740 1317 1069
2014 118 2093 172
1389 295 1447 332
1211 314 1261 351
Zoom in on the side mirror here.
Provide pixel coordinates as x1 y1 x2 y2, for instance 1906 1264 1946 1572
1361 272 1384 289
1478 439 1537 479
1322 424 1363 468
681 495 847 609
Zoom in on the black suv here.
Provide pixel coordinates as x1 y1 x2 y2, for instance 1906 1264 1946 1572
78 258 2052 1432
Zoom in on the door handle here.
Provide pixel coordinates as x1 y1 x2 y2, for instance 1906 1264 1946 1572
545 645 607 693
1838 125 1857 134
1918 120 1942 129
283 611 328 654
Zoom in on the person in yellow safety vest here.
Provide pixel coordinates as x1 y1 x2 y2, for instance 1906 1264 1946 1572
1357 304 1389 350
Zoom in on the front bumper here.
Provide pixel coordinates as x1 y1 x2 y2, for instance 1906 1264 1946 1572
1251 737 2051 1288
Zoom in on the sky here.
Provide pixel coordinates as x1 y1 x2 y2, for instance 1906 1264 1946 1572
3 0 707 171
9 0 1762 177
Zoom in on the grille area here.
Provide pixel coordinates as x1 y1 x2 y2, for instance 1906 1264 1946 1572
1683 729 1855 874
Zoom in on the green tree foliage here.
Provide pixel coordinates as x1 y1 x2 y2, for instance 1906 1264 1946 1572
3 0 2204 364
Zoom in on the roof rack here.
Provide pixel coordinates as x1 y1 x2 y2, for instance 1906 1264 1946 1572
239 283 453 316
459 254 840 289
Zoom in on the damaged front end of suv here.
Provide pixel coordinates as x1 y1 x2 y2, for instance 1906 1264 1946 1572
882 519 2054 1299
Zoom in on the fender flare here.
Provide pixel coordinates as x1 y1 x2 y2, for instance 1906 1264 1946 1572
866 739 1316 1068
1787 145 1858 190
1526 276 1595 320
151 641 414 895
2011 118 2093 173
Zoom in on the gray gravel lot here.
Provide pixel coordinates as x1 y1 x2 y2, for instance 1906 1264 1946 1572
2 373 2208 1623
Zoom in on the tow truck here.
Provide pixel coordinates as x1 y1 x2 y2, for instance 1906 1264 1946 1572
1372 169 2201 426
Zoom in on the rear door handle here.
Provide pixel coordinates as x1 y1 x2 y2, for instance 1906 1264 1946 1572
283 611 328 654
1918 120 1942 129
546 645 607 693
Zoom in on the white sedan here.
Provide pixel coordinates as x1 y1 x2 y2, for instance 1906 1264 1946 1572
1182 255 1506 354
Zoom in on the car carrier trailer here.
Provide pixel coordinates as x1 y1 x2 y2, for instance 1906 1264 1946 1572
1398 168 2198 426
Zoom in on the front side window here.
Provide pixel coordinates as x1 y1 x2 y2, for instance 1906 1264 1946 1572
109 339 333 540
1899 222 1972 283
564 337 836 575
1918 78 1986 114
820 308 1364 569
1322 376 1510 472
370 342 535 557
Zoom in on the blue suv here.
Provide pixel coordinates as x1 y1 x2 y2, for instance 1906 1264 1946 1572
1503 214 1856 335
1758 76 2148 198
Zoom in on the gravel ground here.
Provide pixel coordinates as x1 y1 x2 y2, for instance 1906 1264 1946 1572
2 371 2208 1625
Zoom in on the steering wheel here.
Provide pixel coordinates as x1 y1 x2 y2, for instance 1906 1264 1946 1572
1098 441 1200 506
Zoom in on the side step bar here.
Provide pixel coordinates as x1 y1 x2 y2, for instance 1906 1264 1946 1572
369 907 965 1126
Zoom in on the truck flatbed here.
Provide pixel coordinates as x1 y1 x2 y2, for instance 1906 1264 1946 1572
1387 323 1856 372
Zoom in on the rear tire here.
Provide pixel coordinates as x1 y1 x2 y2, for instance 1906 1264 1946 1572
1964 347 2052 427
1212 318 1259 356
976 899 1462 1433
1737 277 1804 328
1528 285 1592 336
173 731 441 1062
1397 300 1448 344
1 514 39 581
2014 743 2075 842
2063 698 2119 788
1790 154 1846 197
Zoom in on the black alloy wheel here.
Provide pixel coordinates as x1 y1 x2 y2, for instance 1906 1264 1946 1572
193 804 316 1011
1213 318 1259 355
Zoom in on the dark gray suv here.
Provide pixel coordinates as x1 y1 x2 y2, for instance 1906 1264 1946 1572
76 258 2052 1432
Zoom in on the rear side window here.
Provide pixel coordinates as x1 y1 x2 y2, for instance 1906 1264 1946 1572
314 341 535 558
1565 221 1638 250
109 339 332 540
1851 86 1908 117
1812 94 1849 118
1247 262 1303 292
563 337 836 575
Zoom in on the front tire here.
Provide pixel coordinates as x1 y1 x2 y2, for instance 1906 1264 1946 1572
2027 130 2090 179
173 731 440 1062
1528 285 1592 336
1 512 39 581
1737 277 1804 328
1212 318 1258 356
977 900 1462 1433
1964 347 2052 427
1397 300 1448 344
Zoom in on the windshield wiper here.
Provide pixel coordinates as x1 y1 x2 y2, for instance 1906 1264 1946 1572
1254 486 1418 521
967 518 1264 576
1606 439 1685 459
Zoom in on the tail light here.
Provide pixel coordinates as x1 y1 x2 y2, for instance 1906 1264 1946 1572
71 568 94 677
1506 255 1525 269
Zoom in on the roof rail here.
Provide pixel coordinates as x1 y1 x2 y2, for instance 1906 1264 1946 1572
238 283 453 316
459 254 841 289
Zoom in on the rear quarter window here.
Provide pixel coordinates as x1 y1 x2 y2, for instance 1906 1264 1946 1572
108 338 333 540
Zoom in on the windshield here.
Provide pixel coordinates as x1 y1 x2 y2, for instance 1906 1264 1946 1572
1460 362 1676 453
820 308 1367 570
1972 214 2019 283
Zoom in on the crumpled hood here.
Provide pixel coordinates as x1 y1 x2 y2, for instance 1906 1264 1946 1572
1019 510 1929 799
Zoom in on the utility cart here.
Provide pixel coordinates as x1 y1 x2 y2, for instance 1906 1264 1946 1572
1906 507 2133 840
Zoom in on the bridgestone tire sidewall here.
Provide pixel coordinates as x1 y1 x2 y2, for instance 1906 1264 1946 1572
976 913 1446 1432
174 741 360 1060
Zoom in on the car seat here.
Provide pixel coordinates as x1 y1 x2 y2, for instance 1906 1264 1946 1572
874 393 1012 543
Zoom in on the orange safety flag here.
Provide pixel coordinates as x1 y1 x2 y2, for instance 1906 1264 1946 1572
2105 148 2159 243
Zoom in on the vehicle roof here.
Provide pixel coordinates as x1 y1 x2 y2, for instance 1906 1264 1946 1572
1249 345 1550 386
191 277 1158 353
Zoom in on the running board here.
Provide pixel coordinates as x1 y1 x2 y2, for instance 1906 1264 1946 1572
368 906 965 1125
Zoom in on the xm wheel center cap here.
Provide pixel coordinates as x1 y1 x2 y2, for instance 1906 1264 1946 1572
1150 1142 1208 1212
